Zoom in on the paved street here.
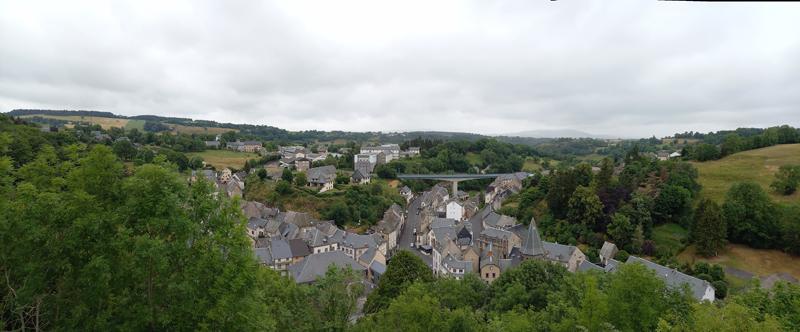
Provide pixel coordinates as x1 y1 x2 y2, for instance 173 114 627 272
396 194 432 267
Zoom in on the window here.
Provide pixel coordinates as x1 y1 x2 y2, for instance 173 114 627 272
492 273 496 278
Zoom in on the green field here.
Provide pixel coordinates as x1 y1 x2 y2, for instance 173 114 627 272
522 157 541 172
652 223 689 257
465 152 482 166
187 150 259 170
124 119 145 131
692 144 800 204
679 244 800 280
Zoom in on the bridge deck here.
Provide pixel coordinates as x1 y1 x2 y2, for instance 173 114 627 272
396 173 515 180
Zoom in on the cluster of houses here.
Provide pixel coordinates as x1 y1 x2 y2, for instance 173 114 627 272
407 181 716 302
190 167 247 198
244 200 404 285
203 136 264 153
354 144 419 175
277 145 342 171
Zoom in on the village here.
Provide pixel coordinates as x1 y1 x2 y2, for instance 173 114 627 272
190 141 715 306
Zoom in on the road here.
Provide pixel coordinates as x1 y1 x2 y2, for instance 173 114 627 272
396 194 432 267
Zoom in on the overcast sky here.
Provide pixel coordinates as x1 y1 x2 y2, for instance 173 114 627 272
2 1 799 138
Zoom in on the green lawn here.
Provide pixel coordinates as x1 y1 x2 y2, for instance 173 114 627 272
693 144 800 204
124 119 145 131
465 152 483 167
652 223 689 257
186 150 259 170
522 157 541 172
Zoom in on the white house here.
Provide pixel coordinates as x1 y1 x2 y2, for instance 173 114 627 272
446 200 464 221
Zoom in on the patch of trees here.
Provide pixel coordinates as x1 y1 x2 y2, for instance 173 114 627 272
684 125 800 161
771 165 800 195
8 109 118 118
357 253 799 331
143 120 171 132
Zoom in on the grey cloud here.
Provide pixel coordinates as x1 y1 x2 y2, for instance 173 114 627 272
1 0 799 137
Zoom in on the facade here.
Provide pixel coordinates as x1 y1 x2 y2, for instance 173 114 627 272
446 200 464 221
360 144 400 162
227 140 263 153
354 152 384 174
373 204 405 255
295 158 311 172
351 168 371 184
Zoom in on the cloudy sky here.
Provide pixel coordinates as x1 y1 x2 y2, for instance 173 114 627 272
1 0 799 138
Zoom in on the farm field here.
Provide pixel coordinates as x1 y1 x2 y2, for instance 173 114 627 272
187 150 258 170
170 123 237 135
692 144 800 204
19 114 138 130
678 244 800 280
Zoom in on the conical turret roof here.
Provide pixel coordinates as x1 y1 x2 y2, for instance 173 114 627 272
521 217 545 257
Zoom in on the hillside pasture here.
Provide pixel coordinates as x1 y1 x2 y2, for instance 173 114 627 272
692 144 800 204
19 114 131 130
679 244 800 280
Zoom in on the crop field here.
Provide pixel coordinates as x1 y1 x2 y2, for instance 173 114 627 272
186 150 258 170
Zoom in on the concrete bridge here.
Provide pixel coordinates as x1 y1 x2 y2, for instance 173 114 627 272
397 173 526 194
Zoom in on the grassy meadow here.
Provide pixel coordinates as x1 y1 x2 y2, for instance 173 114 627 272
693 144 800 204
187 149 259 170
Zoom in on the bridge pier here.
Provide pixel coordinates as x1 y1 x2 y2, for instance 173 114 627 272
451 180 458 196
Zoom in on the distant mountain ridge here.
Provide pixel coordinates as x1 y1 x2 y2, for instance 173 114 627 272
503 129 619 139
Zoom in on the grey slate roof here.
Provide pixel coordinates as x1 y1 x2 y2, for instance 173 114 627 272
340 232 377 249
543 241 576 264
604 259 622 273
277 211 314 228
247 217 268 230
375 204 403 234
307 165 336 184
626 256 714 300
481 227 515 241
288 238 311 258
370 261 387 276
443 254 472 273
289 251 366 284
352 168 369 180
520 219 546 257
599 241 619 261
270 238 292 260
431 218 457 229
254 248 273 265
483 212 517 229
577 260 604 272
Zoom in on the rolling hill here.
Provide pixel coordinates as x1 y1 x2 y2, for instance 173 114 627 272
693 143 800 204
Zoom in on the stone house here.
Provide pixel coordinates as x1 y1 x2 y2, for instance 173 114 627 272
306 165 336 192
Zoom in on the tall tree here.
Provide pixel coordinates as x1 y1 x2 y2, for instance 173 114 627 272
608 213 636 250
364 250 433 313
567 186 603 229
692 199 727 257
770 165 800 195
722 182 780 248
607 263 667 332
